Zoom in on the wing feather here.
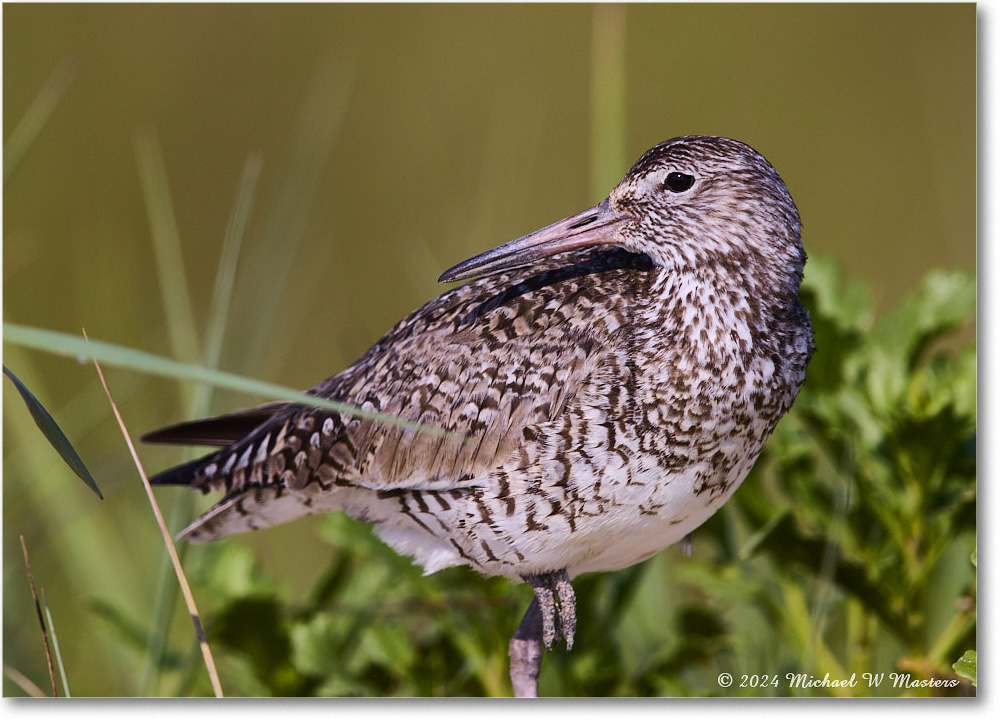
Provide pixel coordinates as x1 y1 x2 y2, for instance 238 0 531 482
146 248 657 541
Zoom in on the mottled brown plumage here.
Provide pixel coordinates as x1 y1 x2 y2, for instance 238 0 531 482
146 136 813 694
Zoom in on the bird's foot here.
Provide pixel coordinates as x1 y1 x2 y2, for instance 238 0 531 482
508 569 577 697
523 569 576 650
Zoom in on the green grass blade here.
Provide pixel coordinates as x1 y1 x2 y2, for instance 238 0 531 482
3 364 103 499
139 152 262 696
231 57 354 372
3 323 463 441
41 589 71 697
133 127 202 367
590 3 627 200
89 599 178 660
3 58 77 182
202 153 264 375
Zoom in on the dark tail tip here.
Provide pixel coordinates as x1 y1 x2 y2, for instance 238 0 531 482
148 456 207 487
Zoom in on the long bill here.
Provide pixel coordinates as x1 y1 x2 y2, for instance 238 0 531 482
438 198 627 283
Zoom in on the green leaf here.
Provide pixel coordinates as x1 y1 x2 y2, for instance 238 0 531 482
952 650 976 686
800 255 873 334
869 269 975 371
3 364 103 499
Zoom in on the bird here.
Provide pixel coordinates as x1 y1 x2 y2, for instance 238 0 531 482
144 135 814 696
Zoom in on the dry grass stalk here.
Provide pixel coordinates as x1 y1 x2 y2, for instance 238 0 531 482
19 535 58 696
86 331 224 698
4 663 48 698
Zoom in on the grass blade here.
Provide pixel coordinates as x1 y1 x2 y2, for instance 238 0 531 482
41 589 71 697
202 152 263 375
231 57 353 372
3 323 464 441
3 364 103 499
3 664 47 698
133 127 202 367
87 338 225 698
3 58 77 182
590 3 626 200
20 536 58 696
140 151 262 696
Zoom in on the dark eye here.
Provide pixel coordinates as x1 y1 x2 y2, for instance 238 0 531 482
665 172 695 193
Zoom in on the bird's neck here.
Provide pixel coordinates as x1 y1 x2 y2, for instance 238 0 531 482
646 260 804 350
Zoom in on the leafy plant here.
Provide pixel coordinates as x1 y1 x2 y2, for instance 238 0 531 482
146 255 975 697
5 255 975 697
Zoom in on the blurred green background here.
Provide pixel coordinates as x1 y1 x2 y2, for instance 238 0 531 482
3 4 975 697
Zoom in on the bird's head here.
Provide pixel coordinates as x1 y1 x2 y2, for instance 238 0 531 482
439 136 804 287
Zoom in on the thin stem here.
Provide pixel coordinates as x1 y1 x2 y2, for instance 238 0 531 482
4 664 47 698
5 323 467 442
590 3 627 200
19 536 58 696
42 589 72 697
86 331 224 698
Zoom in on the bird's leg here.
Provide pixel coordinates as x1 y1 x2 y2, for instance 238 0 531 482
508 570 578 697
509 597 543 698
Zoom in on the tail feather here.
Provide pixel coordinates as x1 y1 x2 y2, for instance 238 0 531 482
142 403 288 446
144 402 297 489
148 454 215 487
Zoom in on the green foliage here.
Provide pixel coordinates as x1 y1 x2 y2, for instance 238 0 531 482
953 650 976 687
157 256 975 697
174 517 526 696
3 252 974 697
